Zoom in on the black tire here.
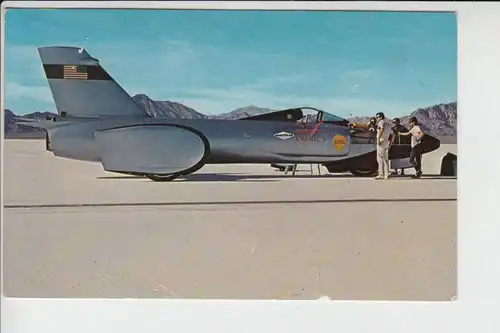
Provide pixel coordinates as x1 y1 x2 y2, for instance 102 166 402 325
349 166 378 177
145 162 206 181
145 173 180 182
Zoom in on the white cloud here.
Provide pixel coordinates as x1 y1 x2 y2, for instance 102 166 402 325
5 82 54 104
162 40 199 68
171 82 423 118
4 45 47 81
340 69 374 80
245 74 308 90
3 74 426 118
5 44 39 58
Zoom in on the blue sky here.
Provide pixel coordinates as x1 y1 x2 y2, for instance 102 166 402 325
4 9 457 117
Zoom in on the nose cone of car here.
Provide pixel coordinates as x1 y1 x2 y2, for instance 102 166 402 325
422 135 441 154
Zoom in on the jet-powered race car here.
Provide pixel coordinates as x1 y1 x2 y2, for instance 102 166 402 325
18 46 440 181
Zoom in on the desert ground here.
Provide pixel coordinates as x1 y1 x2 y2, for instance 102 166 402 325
2 140 457 300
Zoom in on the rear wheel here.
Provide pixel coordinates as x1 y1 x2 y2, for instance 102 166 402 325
144 162 206 182
145 173 180 182
349 166 378 177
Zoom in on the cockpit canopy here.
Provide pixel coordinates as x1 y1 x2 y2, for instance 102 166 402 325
298 107 347 124
240 106 349 126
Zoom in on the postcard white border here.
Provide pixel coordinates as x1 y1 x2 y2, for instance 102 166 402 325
2 1 500 333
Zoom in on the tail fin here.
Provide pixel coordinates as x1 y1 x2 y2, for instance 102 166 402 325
38 46 149 118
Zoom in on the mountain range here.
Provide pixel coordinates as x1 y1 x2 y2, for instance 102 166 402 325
4 94 457 143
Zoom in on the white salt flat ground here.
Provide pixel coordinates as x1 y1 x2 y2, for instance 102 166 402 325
2 140 457 300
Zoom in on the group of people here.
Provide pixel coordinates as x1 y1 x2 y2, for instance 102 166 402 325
373 112 424 180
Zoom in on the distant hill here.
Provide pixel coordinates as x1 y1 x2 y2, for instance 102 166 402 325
4 95 457 142
132 94 208 119
4 109 58 139
213 105 275 120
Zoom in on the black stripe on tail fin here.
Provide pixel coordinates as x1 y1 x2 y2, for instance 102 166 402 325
43 64 113 81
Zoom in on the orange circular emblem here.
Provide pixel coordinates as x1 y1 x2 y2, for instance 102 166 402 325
332 134 346 151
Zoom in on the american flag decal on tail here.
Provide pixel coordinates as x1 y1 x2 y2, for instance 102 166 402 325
63 65 88 80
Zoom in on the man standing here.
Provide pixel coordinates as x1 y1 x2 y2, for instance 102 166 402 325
391 118 409 143
374 112 391 180
399 116 424 179
390 118 409 176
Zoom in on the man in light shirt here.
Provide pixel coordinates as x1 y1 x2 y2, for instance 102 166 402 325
374 112 391 180
398 116 424 179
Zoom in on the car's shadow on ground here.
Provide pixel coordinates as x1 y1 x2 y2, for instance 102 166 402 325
97 172 456 182
97 172 347 182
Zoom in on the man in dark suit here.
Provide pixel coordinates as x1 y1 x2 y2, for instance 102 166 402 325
390 118 409 175
391 118 409 144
